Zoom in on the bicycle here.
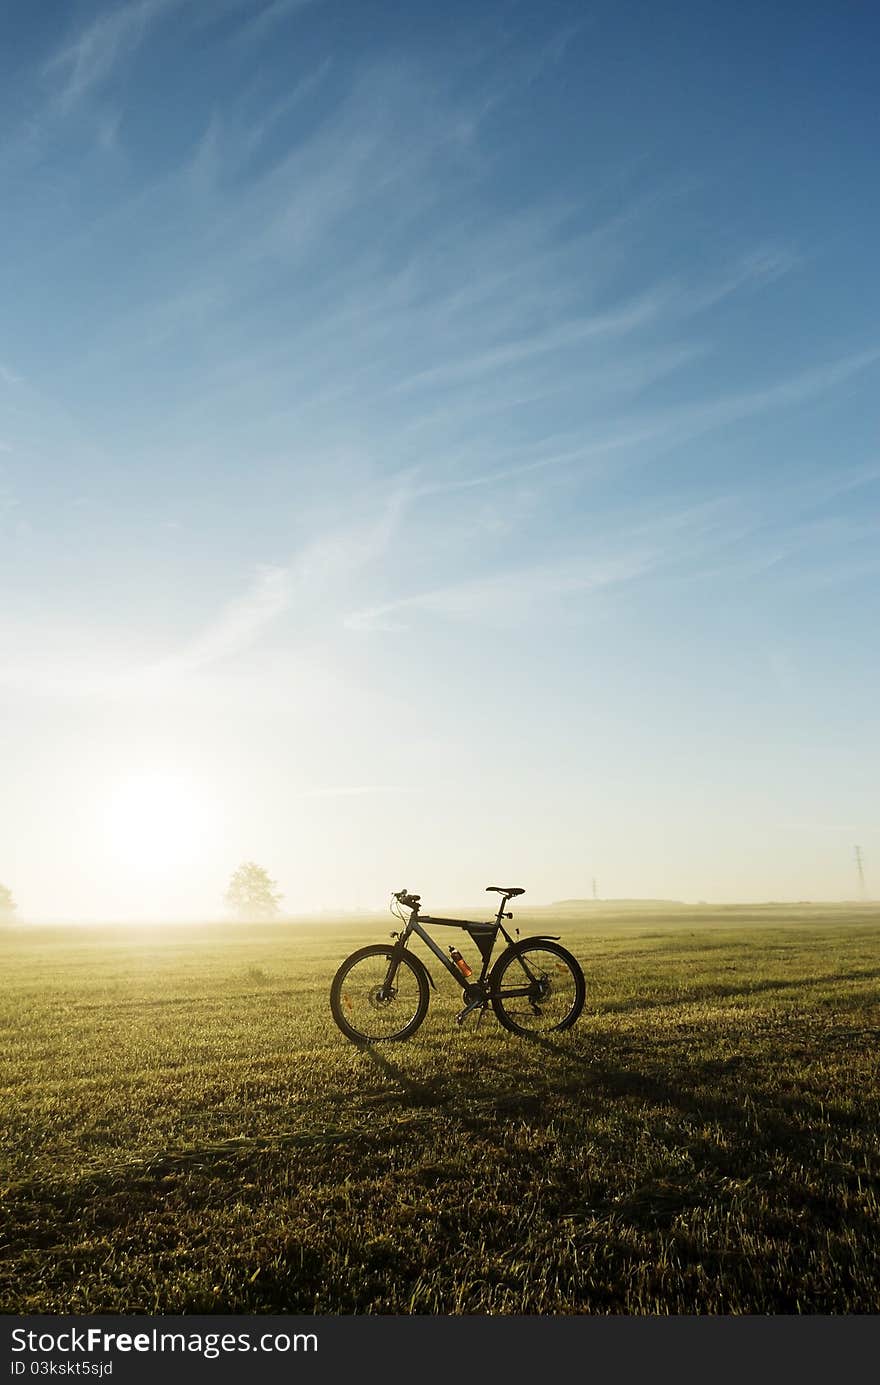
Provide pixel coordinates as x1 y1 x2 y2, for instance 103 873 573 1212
330 886 586 1043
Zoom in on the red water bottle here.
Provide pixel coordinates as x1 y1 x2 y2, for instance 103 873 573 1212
449 946 473 978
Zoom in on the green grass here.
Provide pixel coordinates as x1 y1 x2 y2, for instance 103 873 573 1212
2 904 879 1314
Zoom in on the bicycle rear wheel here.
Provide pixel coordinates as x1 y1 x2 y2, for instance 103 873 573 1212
490 941 585 1035
330 944 429 1043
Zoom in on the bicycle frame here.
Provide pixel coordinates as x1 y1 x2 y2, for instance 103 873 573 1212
388 896 551 1013
396 886 512 975
406 913 504 985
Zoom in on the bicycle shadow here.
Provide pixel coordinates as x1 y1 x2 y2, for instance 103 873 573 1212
351 1024 877 1253
514 1027 736 1107
356 1025 812 1156
356 1041 547 1139
354 1041 447 1106
514 1029 843 1158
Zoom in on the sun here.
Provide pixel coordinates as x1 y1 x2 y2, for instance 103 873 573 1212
104 770 212 872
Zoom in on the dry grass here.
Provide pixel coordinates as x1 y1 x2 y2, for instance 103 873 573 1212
1 904 878 1313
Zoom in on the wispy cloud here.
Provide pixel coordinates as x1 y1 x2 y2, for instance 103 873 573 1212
27 43 811 512
0 363 26 389
343 494 791 634
236 0 318 44
142 486 411 681
409 347 880 500
344 551 656 633
663 347 880 433
237 58 333 159
155 564 293 676
390 287 675 396
45 0 183 108
5 38 874 688
679 244 803 314
0 482 412 700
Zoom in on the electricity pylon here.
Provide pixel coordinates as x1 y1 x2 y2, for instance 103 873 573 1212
854 845 866 900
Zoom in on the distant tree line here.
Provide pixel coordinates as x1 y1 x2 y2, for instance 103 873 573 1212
0 870 290 926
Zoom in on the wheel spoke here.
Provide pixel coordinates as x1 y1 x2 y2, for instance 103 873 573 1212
492 945 584 1034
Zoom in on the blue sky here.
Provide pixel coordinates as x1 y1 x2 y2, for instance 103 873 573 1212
1 0 878 917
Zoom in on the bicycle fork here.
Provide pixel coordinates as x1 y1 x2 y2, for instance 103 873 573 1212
380 933 409 998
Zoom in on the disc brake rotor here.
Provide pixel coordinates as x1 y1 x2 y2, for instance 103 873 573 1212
368 986 394 1010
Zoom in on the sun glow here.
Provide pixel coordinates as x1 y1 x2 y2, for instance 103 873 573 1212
104 770 215 873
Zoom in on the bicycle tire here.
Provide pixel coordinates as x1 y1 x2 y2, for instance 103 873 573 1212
330 944 429 1043
490 940 585 1035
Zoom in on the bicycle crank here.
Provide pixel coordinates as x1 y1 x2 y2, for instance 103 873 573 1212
456 982 488 1027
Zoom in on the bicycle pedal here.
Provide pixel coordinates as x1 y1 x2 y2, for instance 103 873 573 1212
456 999 487 1028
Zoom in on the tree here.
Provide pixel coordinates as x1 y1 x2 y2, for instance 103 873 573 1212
0 883 16 922
224 862 283 921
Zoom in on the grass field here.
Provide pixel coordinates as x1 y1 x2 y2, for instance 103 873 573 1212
2 903 879 1314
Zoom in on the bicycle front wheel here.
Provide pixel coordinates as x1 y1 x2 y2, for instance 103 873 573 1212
330 944 429 1043
490 941 585 1035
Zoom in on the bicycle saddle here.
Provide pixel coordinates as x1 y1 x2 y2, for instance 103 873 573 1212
486 886 525 897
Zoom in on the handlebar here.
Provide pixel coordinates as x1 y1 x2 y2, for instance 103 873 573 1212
393 888 421 909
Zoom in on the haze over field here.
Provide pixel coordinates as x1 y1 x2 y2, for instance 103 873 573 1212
1 1 878 919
